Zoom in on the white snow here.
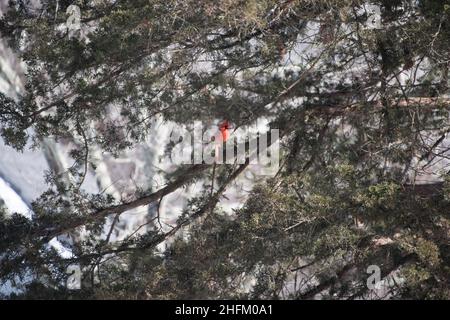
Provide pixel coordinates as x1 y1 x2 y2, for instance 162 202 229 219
0 176 32 217
0 137 51 205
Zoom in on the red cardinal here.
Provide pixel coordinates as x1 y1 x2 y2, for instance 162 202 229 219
218 119 231 142
215 120 231 162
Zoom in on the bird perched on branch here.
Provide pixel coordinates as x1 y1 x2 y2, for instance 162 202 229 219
215 119 233 163
218 119 231 143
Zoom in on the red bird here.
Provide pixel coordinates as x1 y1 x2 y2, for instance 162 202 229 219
215 120 231 163
218 120 231 142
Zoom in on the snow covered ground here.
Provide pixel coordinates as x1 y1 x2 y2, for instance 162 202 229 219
0 176 32 217
0 138 50 206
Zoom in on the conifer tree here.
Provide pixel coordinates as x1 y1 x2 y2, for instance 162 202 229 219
0 0 449 299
